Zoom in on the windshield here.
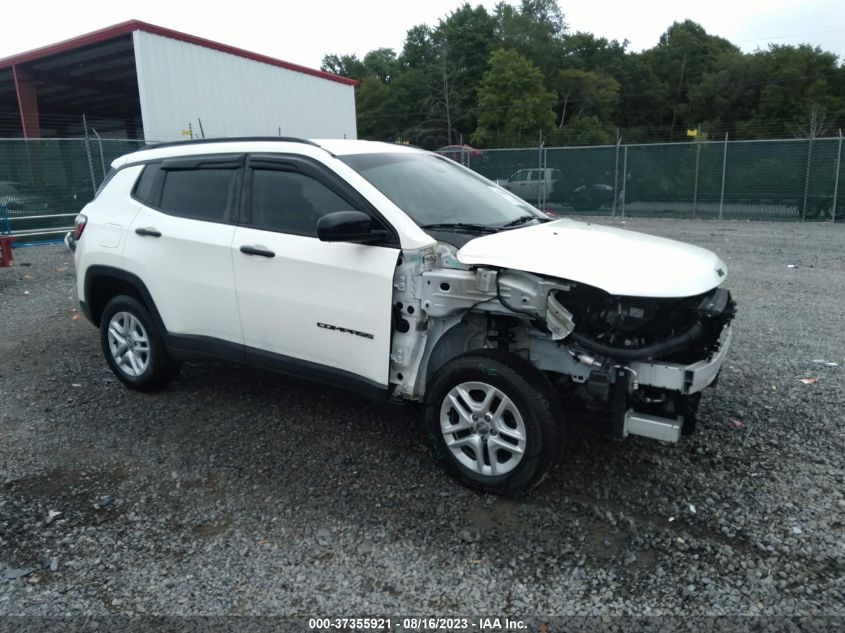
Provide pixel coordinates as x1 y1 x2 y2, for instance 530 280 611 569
339 153 546 228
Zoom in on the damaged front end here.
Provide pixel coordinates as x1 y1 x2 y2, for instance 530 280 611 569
554 283 736 442
391 245 735 444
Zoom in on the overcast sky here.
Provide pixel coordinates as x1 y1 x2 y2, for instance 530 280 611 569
2 0 843 70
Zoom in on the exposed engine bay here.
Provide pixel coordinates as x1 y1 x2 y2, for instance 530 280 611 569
389 241 736 443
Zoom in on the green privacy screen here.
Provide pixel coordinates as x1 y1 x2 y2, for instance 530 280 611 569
1 136 843 241
0 139 145 240
465 137 843 221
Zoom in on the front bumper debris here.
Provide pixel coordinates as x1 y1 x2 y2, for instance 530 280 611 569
629 324 732 395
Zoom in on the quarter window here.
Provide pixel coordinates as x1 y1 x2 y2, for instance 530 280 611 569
133 163 162 205
249 169 351 236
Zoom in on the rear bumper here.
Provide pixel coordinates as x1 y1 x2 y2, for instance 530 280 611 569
629 324 732 395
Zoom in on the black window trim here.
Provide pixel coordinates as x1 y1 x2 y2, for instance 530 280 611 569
130 154 245 226
240 153 399 247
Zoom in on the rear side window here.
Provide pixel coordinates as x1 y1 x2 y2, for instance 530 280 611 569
133 163 162 205
159 169 238 222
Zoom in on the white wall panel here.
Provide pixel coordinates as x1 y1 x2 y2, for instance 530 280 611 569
133 31 356 142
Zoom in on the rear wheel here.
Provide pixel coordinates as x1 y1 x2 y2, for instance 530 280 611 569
100 295 181 391
424 350 563 495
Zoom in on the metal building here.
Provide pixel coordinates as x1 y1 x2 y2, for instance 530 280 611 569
0 20 358 141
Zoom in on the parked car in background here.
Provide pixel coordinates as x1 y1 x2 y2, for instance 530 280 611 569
0 180 51 216
498 168 563 203
568 183 615 211
435 144 484 166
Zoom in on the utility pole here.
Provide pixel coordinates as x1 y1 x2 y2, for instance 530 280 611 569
719 132 728 220
832 129 842 223
669 53 687 142
612 130 621 217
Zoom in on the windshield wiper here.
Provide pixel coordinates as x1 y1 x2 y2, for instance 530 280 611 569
499 215 549 228
419 222 500 234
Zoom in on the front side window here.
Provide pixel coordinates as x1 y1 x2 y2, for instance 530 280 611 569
159 169 238 222
340 153 546 228
249 169 351 236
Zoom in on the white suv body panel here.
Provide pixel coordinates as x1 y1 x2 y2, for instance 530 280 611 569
125 205 243 342
457 219 727 298
231 226 397 385
73 166 144 302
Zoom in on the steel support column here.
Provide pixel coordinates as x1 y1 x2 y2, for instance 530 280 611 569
12 65 41 139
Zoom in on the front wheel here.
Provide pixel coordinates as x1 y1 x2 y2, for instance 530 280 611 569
100 295 182 391
424 351 563 495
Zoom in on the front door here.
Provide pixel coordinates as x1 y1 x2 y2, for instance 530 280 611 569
231 155 399 388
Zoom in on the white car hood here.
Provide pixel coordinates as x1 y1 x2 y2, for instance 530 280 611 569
456 219 727 298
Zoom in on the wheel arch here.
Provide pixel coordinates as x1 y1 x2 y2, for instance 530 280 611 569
423 322 486 389
84 265 166 332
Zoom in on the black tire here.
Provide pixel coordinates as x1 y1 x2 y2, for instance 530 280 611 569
100 295 182 392
424 350 563 496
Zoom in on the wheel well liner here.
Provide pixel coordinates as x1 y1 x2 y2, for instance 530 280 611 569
425 323 485 382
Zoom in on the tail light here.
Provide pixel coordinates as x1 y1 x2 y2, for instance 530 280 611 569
74 214 88 240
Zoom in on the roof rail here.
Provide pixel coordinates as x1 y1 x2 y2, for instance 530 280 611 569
136 136 320 151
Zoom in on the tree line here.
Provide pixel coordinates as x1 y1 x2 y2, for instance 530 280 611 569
321 0 845 149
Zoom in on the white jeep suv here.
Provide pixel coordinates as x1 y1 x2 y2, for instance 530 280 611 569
66 138 735 495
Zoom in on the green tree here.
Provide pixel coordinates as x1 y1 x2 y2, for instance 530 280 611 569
355 75 401 140
327 7 845 148
549 114 615 146
744 45 844 138
401 25 436 69
553 68 619 126
495 0 567 84
472 49 556 145
561 32 627 73
431 3 498 140
362 48 400 83
643 20 740 137
320 54 368 81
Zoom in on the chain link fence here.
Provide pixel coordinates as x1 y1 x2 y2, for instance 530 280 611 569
1 134 843 243
0 138 145 241
463 135 845 222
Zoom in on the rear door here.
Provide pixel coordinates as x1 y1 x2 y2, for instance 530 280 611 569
123 155 244 352
231 155 399 388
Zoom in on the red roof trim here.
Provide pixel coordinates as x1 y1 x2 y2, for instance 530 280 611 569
0 19 358 86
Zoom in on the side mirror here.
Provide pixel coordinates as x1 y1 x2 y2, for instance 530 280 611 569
316 210 388 244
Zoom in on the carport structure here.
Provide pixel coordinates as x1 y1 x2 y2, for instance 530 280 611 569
1 24 143 139
0 20 358 141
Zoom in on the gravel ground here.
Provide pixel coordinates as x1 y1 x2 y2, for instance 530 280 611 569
0 219 843 619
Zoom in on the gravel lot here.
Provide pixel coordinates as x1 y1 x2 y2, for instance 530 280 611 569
1 219 843 619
